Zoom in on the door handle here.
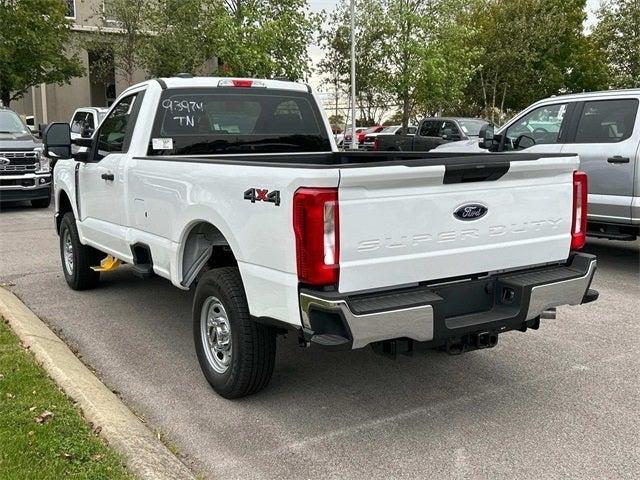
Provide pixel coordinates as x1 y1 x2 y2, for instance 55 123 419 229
101 173 115 181
607 156 630 164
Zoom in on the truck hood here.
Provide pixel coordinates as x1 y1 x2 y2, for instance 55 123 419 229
0 132 41 150
433 138 485 153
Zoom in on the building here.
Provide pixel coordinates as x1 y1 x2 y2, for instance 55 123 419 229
12 0 217 126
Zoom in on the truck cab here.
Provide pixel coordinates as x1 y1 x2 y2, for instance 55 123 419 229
376 117 489 152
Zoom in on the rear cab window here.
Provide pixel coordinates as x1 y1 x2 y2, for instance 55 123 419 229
148 88 331 155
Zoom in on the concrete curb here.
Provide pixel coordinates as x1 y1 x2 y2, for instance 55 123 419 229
0 287 196 480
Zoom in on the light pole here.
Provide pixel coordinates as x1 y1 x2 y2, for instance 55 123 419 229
350 0 357 150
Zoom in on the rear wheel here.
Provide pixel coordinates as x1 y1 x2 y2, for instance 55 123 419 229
193 267 276 399
59 212 101 290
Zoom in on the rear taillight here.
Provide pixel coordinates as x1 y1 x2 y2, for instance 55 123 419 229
373 138 381 151
293 188 339 286
571 171 588 250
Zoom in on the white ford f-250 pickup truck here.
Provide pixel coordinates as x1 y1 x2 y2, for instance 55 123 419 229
44 76 598 398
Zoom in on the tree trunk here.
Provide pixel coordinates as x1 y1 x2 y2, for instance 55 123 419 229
499 83 507 122
402 89 410 130
1 89 10 108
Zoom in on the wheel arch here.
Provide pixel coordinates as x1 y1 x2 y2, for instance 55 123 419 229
55 189 74 234
179 220 239 289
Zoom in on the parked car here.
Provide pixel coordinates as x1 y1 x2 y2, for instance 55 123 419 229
356 125 384 147
376 117 489 151
362 124 417 150
70 107 109 153
340 127 367 148
0 107 51 208
45 76 597 398
437 90 640 240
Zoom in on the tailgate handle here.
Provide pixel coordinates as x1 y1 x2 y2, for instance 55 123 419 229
443 163 509 184
607 156 630 164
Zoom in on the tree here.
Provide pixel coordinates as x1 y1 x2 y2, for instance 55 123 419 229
328 114 345 132
318 0 392 126
379 0 480 128
465 0 609 122
143 0 219 77
87 0 147 88
214 0 321 80
0 0 84 107
593 0 640 88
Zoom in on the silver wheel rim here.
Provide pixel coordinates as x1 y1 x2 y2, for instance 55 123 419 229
200 296 232 374
63 228 74 275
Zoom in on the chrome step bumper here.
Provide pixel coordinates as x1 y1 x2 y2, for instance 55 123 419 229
299 253 597 350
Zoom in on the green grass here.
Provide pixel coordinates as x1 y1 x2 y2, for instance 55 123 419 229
0 318 134 480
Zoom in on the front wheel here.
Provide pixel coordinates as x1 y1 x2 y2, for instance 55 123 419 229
193 267 276 399
59 212 101 290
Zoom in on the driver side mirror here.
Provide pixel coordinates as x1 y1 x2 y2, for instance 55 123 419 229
478 123 496 150
43 123 72 160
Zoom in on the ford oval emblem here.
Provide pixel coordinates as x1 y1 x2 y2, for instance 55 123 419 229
454 203 488 221
0 157 10 166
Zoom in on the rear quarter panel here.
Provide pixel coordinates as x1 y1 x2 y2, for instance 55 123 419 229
126 157 340 325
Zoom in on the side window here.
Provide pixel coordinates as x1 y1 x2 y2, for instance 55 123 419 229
439 121 460 137
506 103 568 146
86 113 95 130
574 99 638 144
94 93 141 161
419 121 440 137
70 112 88 134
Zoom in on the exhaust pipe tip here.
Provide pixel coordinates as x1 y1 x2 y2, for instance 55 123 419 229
540 308 557 320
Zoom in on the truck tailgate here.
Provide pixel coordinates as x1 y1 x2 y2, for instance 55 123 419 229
337 155 578 293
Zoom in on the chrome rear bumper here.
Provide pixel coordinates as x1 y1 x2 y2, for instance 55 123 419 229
299 253 597 350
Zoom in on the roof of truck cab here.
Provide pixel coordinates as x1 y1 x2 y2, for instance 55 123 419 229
420 117 489 123
532 88 640 105
153 76 312 92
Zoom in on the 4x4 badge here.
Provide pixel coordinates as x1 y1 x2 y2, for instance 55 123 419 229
244 188 281 206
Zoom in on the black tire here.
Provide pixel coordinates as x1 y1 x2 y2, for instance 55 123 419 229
193 267 276 399
31 196 51 208
59 212 101 290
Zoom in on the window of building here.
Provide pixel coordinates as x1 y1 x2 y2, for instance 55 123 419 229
65 0 76 18
103 0 118 22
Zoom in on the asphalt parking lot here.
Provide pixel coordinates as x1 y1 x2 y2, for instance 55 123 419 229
1 202 639 479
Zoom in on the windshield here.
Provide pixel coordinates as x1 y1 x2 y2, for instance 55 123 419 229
149 88 331 155
458 119 488 137
0 110 29 135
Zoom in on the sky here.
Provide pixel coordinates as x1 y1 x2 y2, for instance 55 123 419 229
306 0 604 93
